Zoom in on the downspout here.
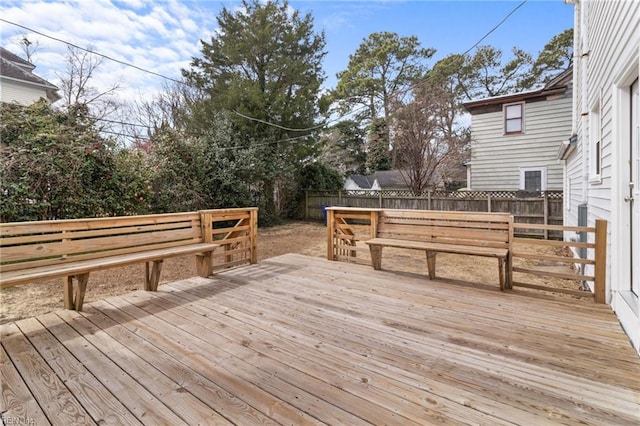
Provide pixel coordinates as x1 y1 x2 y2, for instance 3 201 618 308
579 0 590 205
566 0 579 137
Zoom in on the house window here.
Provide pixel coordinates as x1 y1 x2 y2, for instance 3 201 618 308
504 103 524 134
519 166 546 191
589 99 602 183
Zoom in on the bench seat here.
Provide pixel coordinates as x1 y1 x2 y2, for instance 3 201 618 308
0 211 239 311
357 209 513 290
366 238 508 258
366 237 509 289
0 242 221 288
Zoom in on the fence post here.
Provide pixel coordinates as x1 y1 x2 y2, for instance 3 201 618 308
305 190 309 221
594 219 607 303
543 191 549 239
487 192 492 212
338 190 343 205
378 191 382 208
427 190 431 210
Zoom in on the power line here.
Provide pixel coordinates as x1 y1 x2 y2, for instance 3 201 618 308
2 0 529 139
232 110 326 132
461 0 528 56
0 18 188 86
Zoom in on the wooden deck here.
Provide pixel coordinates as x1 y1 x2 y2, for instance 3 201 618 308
2 254 639 425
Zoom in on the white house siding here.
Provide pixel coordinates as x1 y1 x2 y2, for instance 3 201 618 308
565 0 639 353
469 93 571 190
0 79 50 105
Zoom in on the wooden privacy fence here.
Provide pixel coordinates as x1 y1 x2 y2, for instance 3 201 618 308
308 190 563 238
326 207 606 303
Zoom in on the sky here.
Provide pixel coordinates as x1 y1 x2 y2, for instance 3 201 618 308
0 0 574 107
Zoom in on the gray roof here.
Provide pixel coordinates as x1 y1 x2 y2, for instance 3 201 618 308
0 47 60 103
0 47 34 70
371 170 409 189
348 174 374 189
347 170 411 190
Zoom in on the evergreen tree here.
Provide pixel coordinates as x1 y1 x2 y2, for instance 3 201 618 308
184 0 326 219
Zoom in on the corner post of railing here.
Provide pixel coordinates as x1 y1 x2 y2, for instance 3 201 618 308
326 208 335 260
370 209 379 239
250 208 258 264
594 219 607 304
199 210 213 243
507 214 514 289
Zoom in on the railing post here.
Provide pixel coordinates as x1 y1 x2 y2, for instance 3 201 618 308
250 208 258 264
199 210 213 243
327 208 335 260
594 219 607 303
370 210 378 239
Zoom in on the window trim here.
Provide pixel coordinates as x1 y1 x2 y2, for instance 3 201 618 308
504 102 524 135
519 166 547 191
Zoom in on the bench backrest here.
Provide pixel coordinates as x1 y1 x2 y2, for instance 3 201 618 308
0 212 203 272
376 209 512 249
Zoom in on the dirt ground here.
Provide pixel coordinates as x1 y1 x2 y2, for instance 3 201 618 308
0 221 590 324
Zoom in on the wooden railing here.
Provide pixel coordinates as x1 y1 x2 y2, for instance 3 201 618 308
326 207 377 266
326 207 607 303
511 220 607 303
200 208 258 272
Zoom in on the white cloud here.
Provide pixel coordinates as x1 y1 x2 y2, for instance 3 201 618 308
0 0 215 109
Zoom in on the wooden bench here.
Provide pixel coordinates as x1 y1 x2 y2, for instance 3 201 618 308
0 212 221 311
364 210 513 290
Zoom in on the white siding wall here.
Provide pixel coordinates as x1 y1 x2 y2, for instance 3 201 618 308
0 79 51 105
470 93 571 190
566 0 640 353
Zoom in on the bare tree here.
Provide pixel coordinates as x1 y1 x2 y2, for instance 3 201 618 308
18 36 39 63
131 80 203 136
393 80 467 194
57 46 121 126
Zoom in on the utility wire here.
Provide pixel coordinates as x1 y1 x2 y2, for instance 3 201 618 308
0 18 187 86
3 0 529 139
461 0 528 56
232 110 326 132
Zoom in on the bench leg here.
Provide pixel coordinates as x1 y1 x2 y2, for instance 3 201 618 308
498 258 505 291
426 251 437 279
63 273 90 311
369 245 383 270
196 251 214 277
145 260 163 291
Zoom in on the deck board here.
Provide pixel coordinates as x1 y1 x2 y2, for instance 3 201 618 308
2 253 639 425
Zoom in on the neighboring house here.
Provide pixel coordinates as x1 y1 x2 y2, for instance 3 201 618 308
463 68 573 191
344 170 411 192
0 47 60 105
344 174 374 191
559 1 639 354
